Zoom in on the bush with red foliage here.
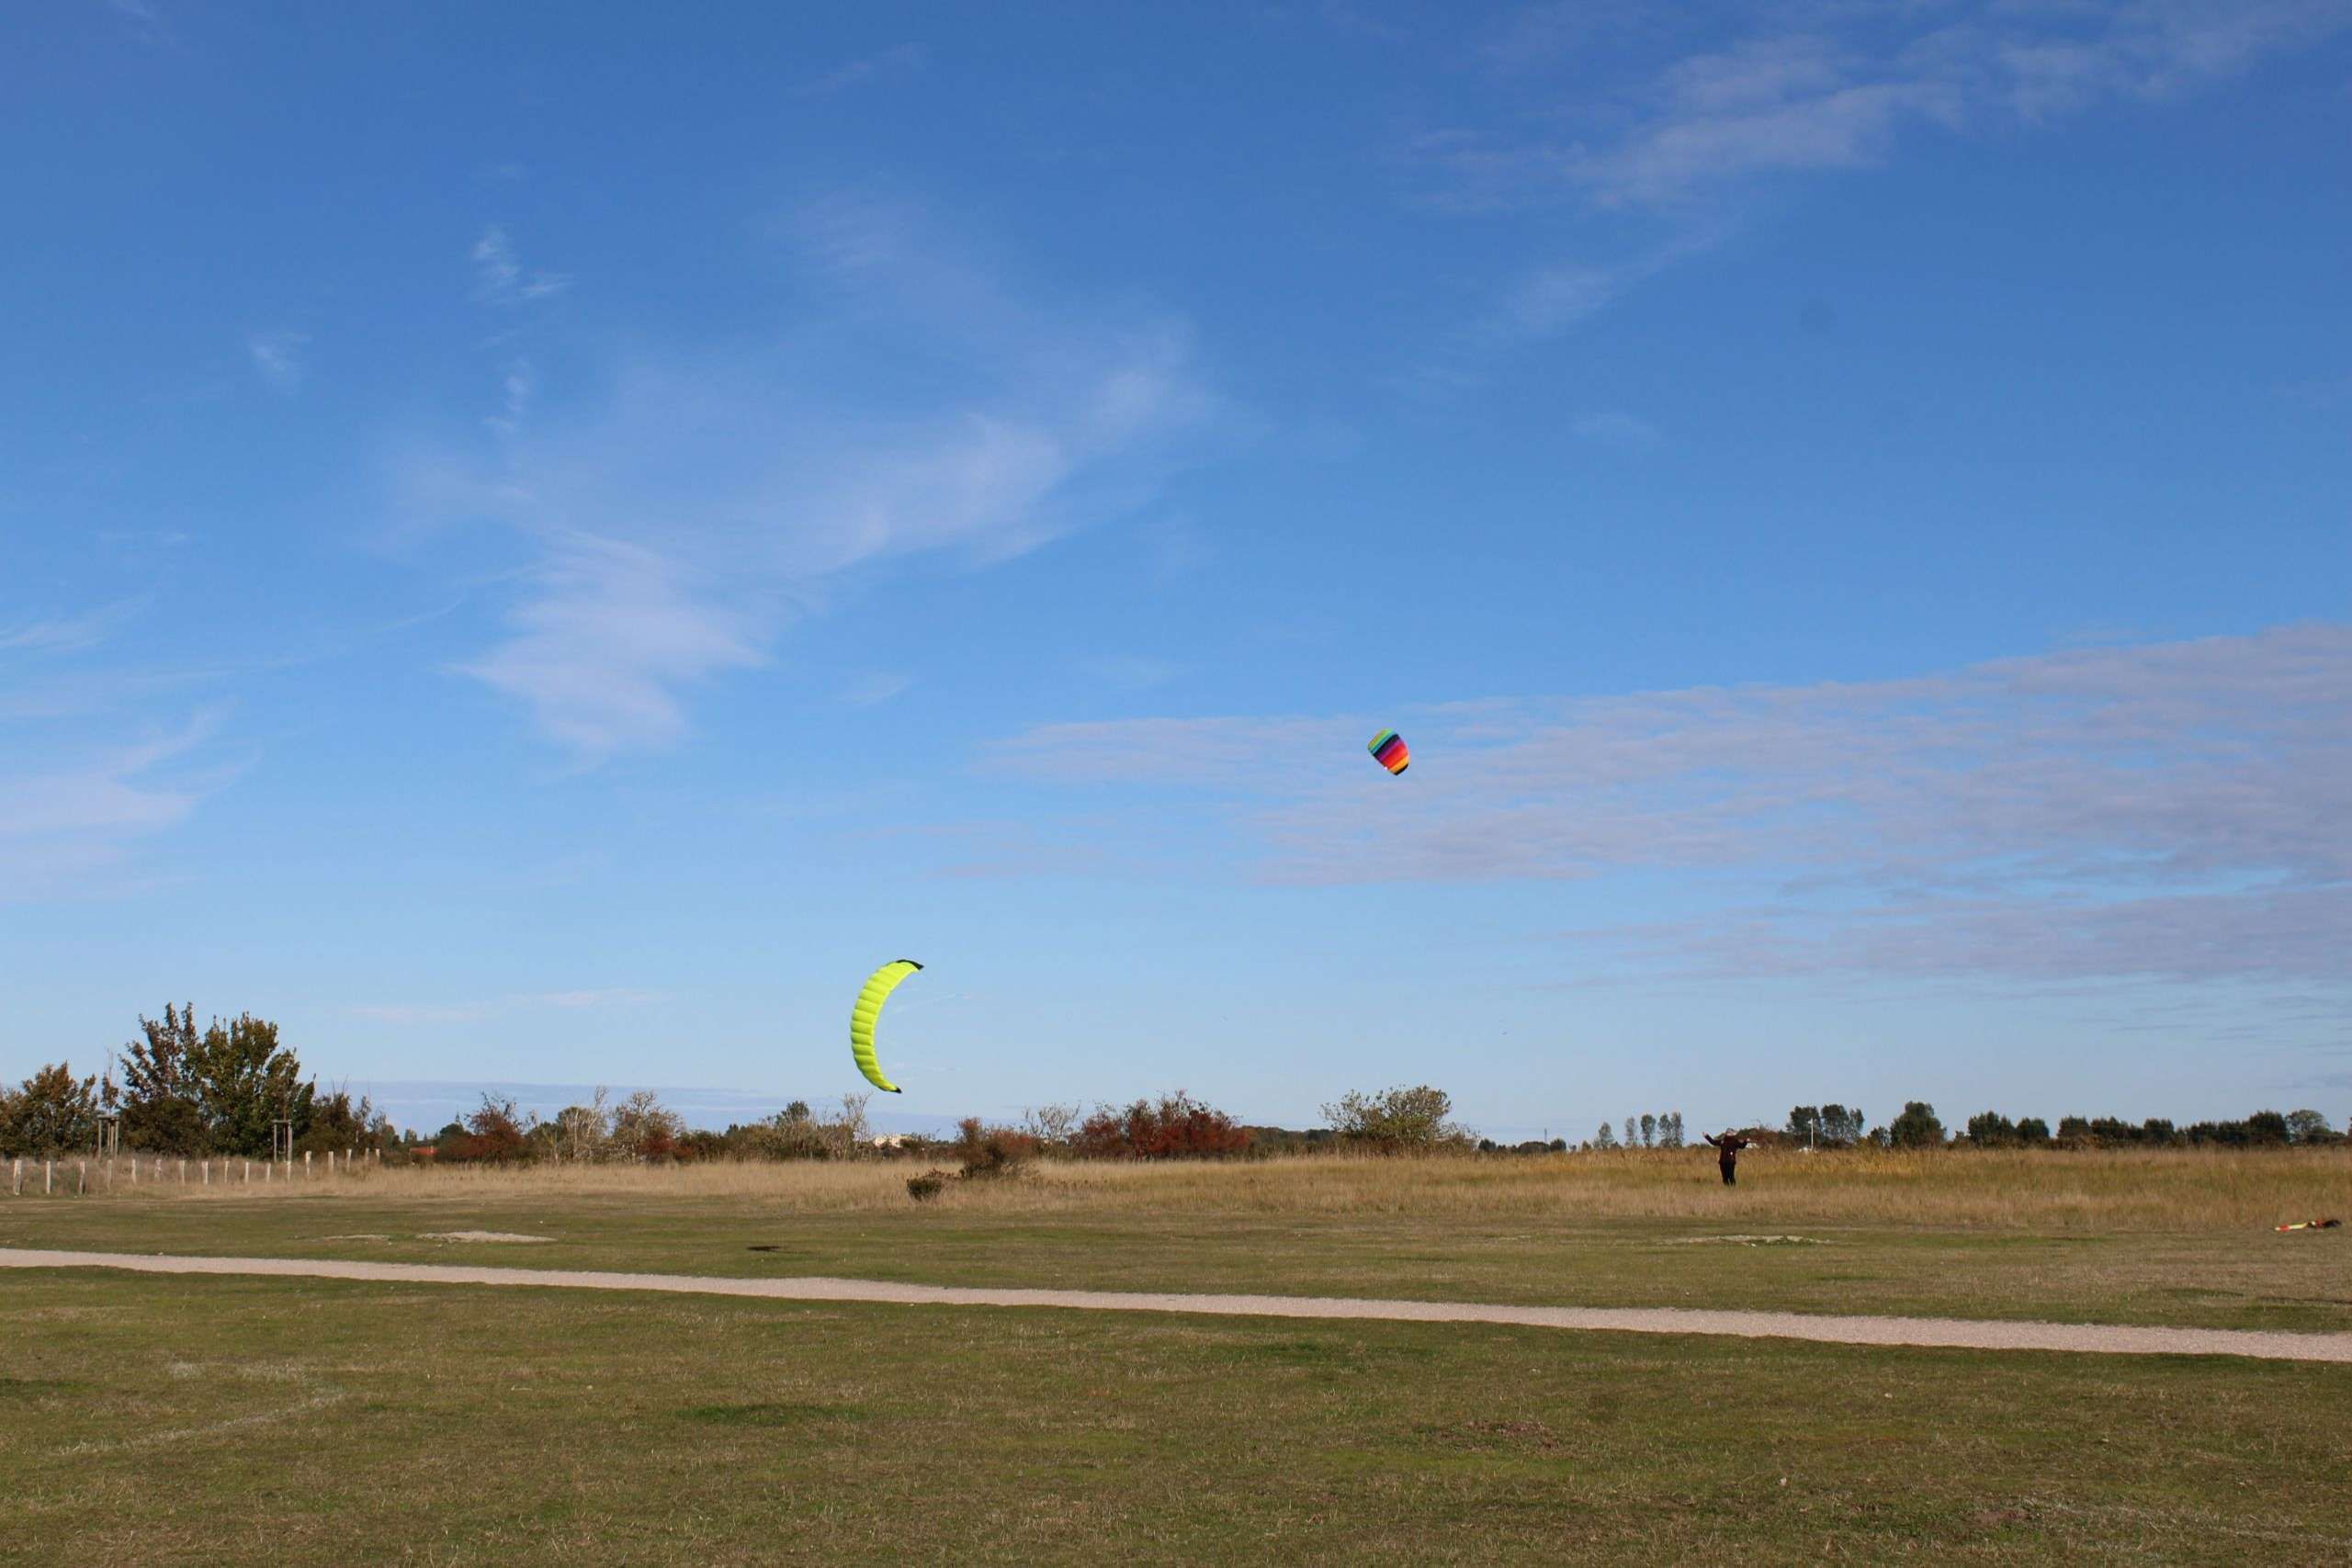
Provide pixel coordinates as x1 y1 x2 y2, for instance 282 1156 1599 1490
952 1117 1037 1179
437 1096 530 1164
1072 1092 1252 1159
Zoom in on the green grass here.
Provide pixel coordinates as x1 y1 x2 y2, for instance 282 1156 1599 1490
3 1267 2348 1564
7 1186 2351 1332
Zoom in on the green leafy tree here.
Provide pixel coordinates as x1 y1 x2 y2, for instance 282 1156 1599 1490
1820 1104 1865 1145
1321 1086 1471 1152
298 1087 385 1155
188 1013 311 1156
1639 1112 1657 1147
2015 1116 2051 1143
119 1003 209 1153
1965 1111 2017 1145
2284 1109 2341 1145
1589 1120 1619 1151
0 1062 103 1155
1889 1101 1945 1149
1659 1111 1685 1148
120 1005 311 1155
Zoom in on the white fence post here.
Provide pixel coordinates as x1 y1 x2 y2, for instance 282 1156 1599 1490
303 1151 311 1179
203 1160 210 1187
46 1161 53 1195
265 1161 271 1184
78 1161 86 1195
11 1158 19 1196
243 1160 251 1184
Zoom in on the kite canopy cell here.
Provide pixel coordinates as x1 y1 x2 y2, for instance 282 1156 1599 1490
850 959 922 1094
1367 728 1410 775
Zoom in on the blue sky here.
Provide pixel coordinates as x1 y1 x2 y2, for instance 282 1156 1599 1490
5 1 2348 1139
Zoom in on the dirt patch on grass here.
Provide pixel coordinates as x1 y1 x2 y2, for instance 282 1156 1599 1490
418 1231 553 1244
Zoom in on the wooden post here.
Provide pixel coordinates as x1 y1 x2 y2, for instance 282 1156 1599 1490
178 1158 187 1184
327 1152 334 1177
46 1161 54 1195
78 1161 86 1195
11 1158 20 1196
303 1151 312 1179
203 1161 209 1187
265 1161 271 1183
244 1160 251 1184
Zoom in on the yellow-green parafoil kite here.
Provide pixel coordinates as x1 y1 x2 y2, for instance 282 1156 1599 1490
850 959 922 1094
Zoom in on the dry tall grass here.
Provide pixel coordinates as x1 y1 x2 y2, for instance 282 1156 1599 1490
45 1146 2351 1232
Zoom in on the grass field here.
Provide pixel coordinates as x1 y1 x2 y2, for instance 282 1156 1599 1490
6 1147 2347 1331
5 1266 2350 1563
6 1149 2349 1562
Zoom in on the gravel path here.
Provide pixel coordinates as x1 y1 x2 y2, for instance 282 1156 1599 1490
6 1247 2350 1363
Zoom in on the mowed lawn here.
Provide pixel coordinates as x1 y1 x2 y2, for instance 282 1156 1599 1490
5 1267 2350 1565
6 1149 2349 1332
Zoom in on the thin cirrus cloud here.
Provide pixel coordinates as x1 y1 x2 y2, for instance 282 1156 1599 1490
1437 3 2352 351
470 225 570 304
247 330 309 391
0 596 151 656
989 624 2352 984
408 196 1219 761
1443 4 2351 210
793 41 929 100
0 711 228 900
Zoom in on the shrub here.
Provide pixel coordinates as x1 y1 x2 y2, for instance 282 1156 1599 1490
675 1129 728 1163
953 1117 1037 1179
608 1089 685 1162
1072 1092 1251 1159
1019 1102 1081 1155
906 1169 947 1202
435 1095 531 1164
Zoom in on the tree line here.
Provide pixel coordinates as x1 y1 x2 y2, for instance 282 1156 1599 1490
1762 1101 2345 1150
12 1008 2342 1162
0 1006 387 1159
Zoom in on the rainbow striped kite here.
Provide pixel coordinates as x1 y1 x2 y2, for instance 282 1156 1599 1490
1367 728 1410 775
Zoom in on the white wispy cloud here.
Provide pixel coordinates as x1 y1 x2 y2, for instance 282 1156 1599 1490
107 0 168 45
407 197 1219 760
485 358 535 436
1449 2 2350 209
248 330 308 390
842 671 913 705
471 225 570 303
793 42 929 99
1427 1 2352 359
0 596 149 655
0 709 229 900
989 624 2352 984
454 536 766 759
